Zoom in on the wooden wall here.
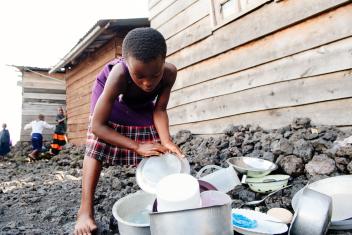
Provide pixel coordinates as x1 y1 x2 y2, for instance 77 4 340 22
149 0 352 134
21 71 66 141
65 36 124 145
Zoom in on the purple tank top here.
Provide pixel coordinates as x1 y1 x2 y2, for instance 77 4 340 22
90 58 161 126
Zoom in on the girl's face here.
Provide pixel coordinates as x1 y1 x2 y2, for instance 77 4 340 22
126 56 165 92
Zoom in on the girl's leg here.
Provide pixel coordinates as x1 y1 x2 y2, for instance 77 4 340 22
74 156 102 235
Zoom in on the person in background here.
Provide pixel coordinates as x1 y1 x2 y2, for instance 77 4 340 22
74 28 184 235
49 107 67 155
24 114 55 160
0 123 11 160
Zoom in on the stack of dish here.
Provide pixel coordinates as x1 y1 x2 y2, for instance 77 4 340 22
227 157 289 194
291 175 352 230
136 153 190 194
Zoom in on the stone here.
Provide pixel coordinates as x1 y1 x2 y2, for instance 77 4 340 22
277 155 304 176
305 154 336 177
335 157 350 173
291 117 311 130
293 139 314 163
262 152 275 162
336 146 352 158
270 138 293 156
347 161 352 174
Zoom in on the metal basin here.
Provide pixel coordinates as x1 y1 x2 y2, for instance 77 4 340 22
150 203 232 235
289 188 332 235
227 157 277 178
112 191 155 235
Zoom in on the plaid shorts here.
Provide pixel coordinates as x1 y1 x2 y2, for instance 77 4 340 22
85 121 160 166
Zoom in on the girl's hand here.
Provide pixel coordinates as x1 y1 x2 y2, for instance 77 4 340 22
135 143 168 157
162 141 185 158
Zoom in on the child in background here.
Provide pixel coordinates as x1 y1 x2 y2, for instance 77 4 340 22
24 114 55 160
49 107 67 155
0 123 11 159
74 28 183 235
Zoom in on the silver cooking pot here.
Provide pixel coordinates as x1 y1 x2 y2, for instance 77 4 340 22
149 203 232 235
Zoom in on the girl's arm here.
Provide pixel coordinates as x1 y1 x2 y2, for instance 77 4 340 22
153 63 184 157
91 64 167 156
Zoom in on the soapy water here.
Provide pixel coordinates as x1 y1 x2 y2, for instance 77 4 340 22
125 208 151 224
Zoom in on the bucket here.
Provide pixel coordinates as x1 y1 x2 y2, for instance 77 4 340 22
112 191 155 235
196 165 241 193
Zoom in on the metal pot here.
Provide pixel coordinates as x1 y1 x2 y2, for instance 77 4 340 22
149 203 232 235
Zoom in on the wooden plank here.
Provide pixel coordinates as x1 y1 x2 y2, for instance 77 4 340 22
68 130 87 140
170 98 352 134
22 109 60 116
22 103 63 109
69 137 86 146
168 70 352 125
149 0 162 9
150 0 177 19
23 88 66 94
22 81 66 90
167 1 352 70
22 115 57 123
151 0 197 29
68 116 90 125
23 93 66 100
157 0 209 40
69 123 88 132
67 112 90 121
167 16 212 56
173 5 352 91
67 105 90 118
168 37 352 108
66 37 121 86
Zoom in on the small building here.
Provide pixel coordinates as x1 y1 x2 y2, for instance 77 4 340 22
149 0 352 134
49 18 149 145
15 66 66 141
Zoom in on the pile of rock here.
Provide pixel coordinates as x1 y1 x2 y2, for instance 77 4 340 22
0 118 351 234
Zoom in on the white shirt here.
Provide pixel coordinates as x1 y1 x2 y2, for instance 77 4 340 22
24 120 55 134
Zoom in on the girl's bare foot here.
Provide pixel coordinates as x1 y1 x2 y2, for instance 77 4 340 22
74 212 97 235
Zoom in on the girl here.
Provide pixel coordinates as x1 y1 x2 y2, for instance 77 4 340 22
74 28 183 235
49 107 67 155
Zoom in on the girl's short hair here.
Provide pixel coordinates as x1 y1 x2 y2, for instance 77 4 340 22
122 28 166 62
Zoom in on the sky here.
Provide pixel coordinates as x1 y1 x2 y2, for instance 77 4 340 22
0 0 149 142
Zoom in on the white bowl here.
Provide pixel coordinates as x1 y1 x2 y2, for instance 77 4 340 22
156 173 201 212
136 154 184 194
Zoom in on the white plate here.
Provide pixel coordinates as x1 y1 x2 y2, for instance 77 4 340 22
136 154 190 194
292 175 352 224
232 209 288 235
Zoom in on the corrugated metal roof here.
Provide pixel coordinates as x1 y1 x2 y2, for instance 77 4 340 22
49 18 149 74
11 65 65 73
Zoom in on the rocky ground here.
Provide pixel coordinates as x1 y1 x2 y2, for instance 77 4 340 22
1 118 352 234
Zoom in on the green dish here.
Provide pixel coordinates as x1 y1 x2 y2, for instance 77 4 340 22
245 175 290 194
